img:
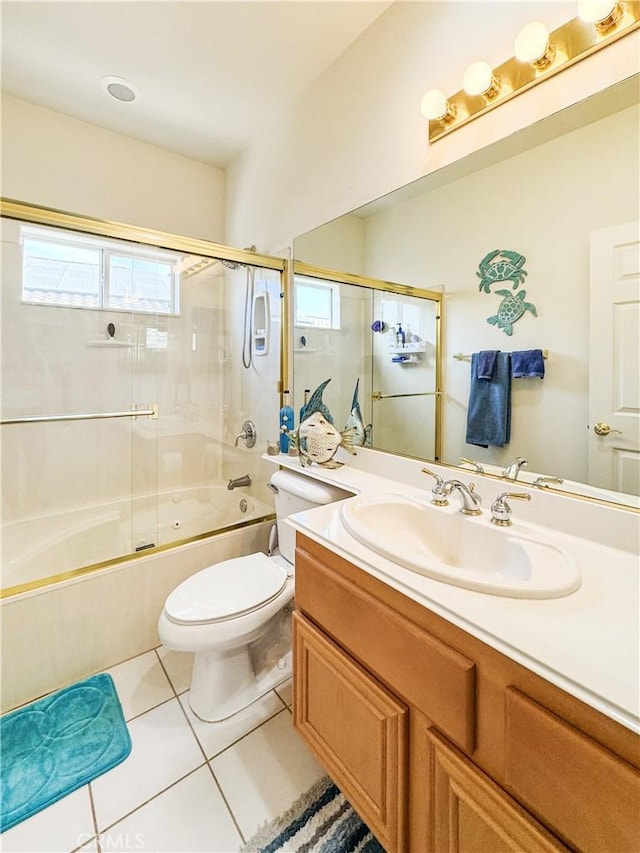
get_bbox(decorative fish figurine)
[301,378,334,424]
[344,378,372,447]
[293,411,357,469]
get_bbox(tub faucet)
[227,474,251,490]
[502,457,529,480]
[234,420,257,448]
[441,479,482,516]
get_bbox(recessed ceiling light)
[100,75,139,103]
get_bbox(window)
[294,276,341,330]
[21,226,180,315]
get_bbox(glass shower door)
[370,290,439,460]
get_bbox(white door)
[588,221,640,495]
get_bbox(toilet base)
[189,646,292,722]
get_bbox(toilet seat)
[164,553,288,626]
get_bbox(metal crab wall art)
[477,249,527,294]
[487,289,537,336]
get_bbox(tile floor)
[1,647,325,853]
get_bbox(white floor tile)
[104,650,174,721]
[274,678,293,707]
[90,698,204,831]
[0,785,95,853]
[156,645,194,695]
[99,766,242,853]
[210,709,325,840]
[179,690,285,760]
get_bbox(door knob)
[593,422,623,436]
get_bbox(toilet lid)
[164,553,288,625]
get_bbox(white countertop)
[265,450,640,733]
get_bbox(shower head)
[220,245,257,270]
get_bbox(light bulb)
[462,61,500,98]
[514,21,555,68]
[577,0,622,31]
[420,89,454,122]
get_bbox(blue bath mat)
[0,673,131,833]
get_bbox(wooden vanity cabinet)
[293,534,640,853]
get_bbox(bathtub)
[1,482,274,593]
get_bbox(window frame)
[21,225,181,316]
[294,274,341,330]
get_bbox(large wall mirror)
[293,75,639,509]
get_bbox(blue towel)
[512,349,545,378]
[465,352,512,447]
[476,350,499,379]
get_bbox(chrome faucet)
[234,420,256,448]
[502,457,529,480]
[441,479,482,516]
[421,467,449,505]
[227,474,251,490]
[490,491,531,526]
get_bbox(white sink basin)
[339,494,581,599]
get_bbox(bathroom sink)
[339,494,581,599]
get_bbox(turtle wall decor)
[476,249,538,336]
[487,290,537,336]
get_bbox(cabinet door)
[293,612,408,853]
[428,729,567,853]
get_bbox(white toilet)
[158,469,350,722]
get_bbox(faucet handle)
[533,476,564,488]
[490,491,531,526]
[459,457,485,473]
[421,467,449,505]
[234,419,256,448]
[421,466,444,486]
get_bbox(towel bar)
[453,350,548,361]
[1,404,159,425]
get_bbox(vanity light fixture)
[514,21,556,69]
[462,61,501,98]
[420,89,456,123]
[577,0,623,32]
[422,1,639,143]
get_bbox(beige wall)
[1,94,225,241]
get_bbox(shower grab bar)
[1,403,158,425]
[372,391,440,400]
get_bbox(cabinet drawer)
[504,688,640,852]
[293,612,408,853]
[296,546,476,752]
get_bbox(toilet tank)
[270,469,352,563]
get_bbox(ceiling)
[1,1,392,167]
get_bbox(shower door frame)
[291,260,443,462]
[0,198,288,598]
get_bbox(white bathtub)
[1,482,274,592]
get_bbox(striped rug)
[241,776,385,853]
